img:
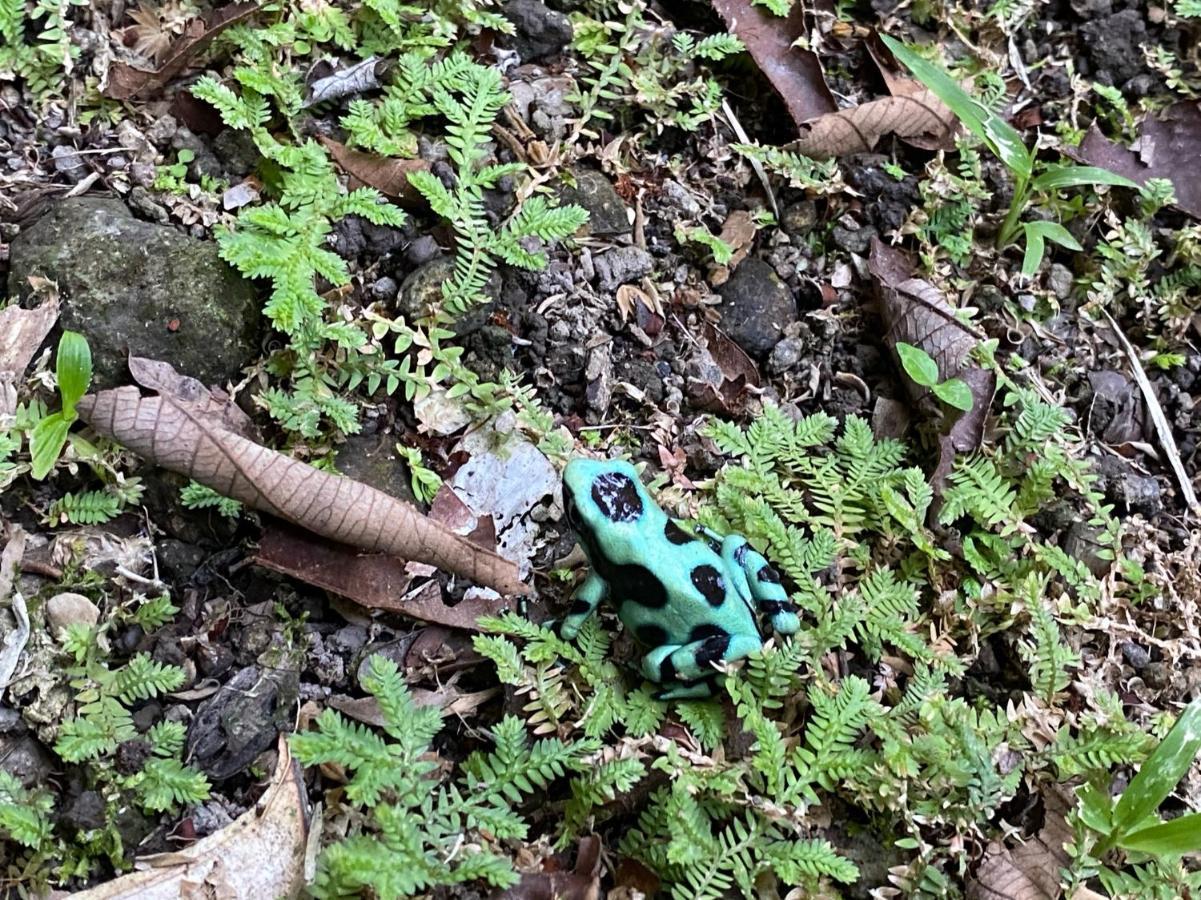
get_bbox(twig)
[720,98,778,219]
[1101,310,1200,517]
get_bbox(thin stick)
[1101,310,1199,517]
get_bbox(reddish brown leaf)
[789,89,956,160]
[688,322,762,415]
[862,31,960,151]
[104,2,260,101]
[1071,101,1201,219]
[710,0,835,128]
[967,785,1073,900]
[320,138,430,206]
[869,239,994,454]
[492,836,602,900]
[77,366,527,596]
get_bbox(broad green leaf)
[56,331,92,418]
[1021,221,1081,276]
[29,412,70,480]
[1032,164,1139,192]
[1111,699,1201,838]
[932,378,974,412]
[1076,783,1114,834]
[1118,812,1201,856]
[896,342,940,388]
[881,35,1031,179]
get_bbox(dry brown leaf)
[68,736,307,900]
[0,291,59,418]
[493,835,602,900]
[967,785,1073,900]
[710,0,835,129]
[1071,101,1201,219]
[789,89,956,160]
[77,363,527,596]
[869,238,994,454]
[320,138,430,206]
[104,2,260,101]
[863,29,961,152]
[687,322,762,415]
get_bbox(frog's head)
[562,458,650,548]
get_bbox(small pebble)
[45,592,101,633]
[1120,641,1151,670]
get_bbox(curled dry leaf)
[0,291,58,418]
[0,525,31,704]
[1070,101,1201,219]
[304,56,388,107]
[869,238,994,454]
[68,737,307,900]
[710,0,836,128]
[77,357,527,596]
[967,785,1073,900]
[104,2,260,101]
[320,137,431,206]
[789,89,956,160]
[863,29,960,152]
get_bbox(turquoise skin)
[559,458,800,699]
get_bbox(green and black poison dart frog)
[559,457,800,699]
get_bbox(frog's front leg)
[721,536,800,636]
[559,572,607,640]
[640,630,762,684]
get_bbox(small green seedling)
[674,223,735,265]
[881,36,1138,274]
[896,342,974,412]
[30,330,91,480]
[1079,698,1201,858]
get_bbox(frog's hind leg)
[655,676,717,700]
[640,630,761,684]
[720,536,800,636]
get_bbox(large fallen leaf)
[255,525,527,628]
[76,358,527,596]
[710,0,835,128]
[687,322,762,415]
[1071,101,1201,219]
[869,238,994,454]
[104,2,259,101]
[967,785,1073,900]
[863,29,960,152]
[69,736,307,900]
[0,290,59,418]
[319,138,431,206]
[789,89,956,160]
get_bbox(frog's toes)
[654,678,717,701]
[761,600,800,636]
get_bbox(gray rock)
[717,258,798,357]
[767,336,805,373]
[404,234,442,267]
[1081,10,1148,86]
[60,789,107,832]
[51,145,87,183]
[396,255,499,323]
[0,734,55,788]
[1063,521,1113,579]
[502,0,573,62]
[1119,473,1161,516]
[594,246,653,292]
[45,592,101,632]
[370,275,398,301]
[7,199,259,389]
[781,200,818,236]
[830,222,877,254]
[1121,641,1151,670]
[558,169,630,236]
[1048,263,1074,299]
[662,180,702,218]
[336,431,417,505]
[171,127,223,180]
[211,127,260,177]
[330,625,369,655]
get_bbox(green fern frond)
[114,654,185,703]
[136,758,211,812]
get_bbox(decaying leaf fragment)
[104,2,260,101]
[68,737,307,900]
[710,0,836,127]
[789,88,957,160]
[319,138,431,206]
[494,835,602,900]
[869,238,995,454]
[76,357,527,596]
[967,785,1074,900]
[0,291,59,418]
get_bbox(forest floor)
[1,0,1200,896]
